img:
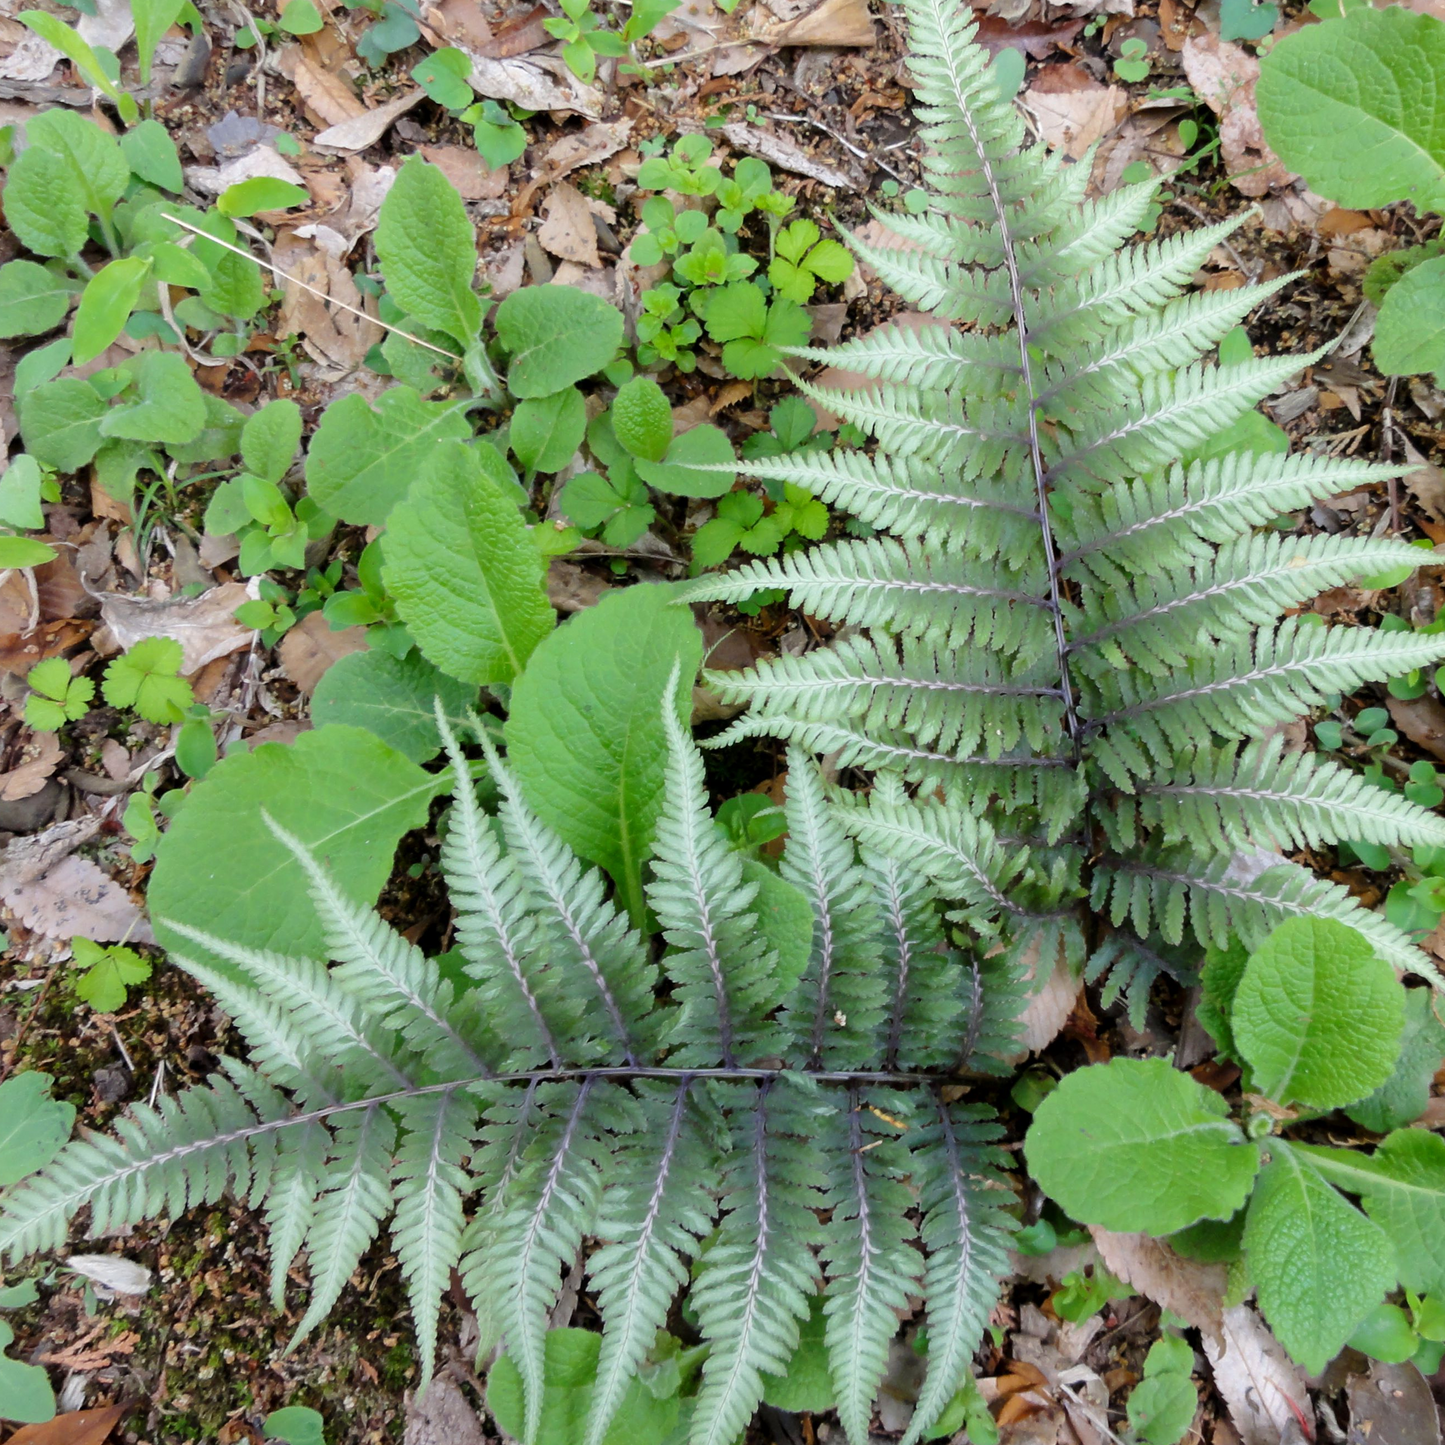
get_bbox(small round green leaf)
[1232,918,1405,1109]
[1025,1056,1261,1235]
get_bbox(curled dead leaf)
[1202,1306,1309,1445]
[98,582,253,676]
[1088,1227,1226,1342]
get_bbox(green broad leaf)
[119,118,184,192]
[278,0,325,32]
[17,377,108,472]
[1375,255,1445,379]
[189,214,265,321]
[1256,6,1445,213]
[1243,1142,1395,1374]
[1348,1302,1419,1364]
[1300,1129,1445,1296]
[72,937,152,1012]
[1347,988,1445,1134]
[739,857,813,1006]
[1,145,89,258]
[307,387,472,527]
[411,46,472,107]
[164,392,246,466]
[242,398,303,484]
[130,0,185,83]
[218,176,310,218]
[701,280,765,342]
[375,156,482,350]
[0,1280,40,1309]
[505,583,703,924]
[0,454,46,531]
[135,239,211,290]
[264,1406,326,1445]
[311,647,477,763]
[494,286,625,398]
[511,386,586,473]
[14,337,72,394]
[1024,1056,1261,1235]
[383,439,553,686]
[101,350,207,446]
[1231,918,1404,1109]
[149,724,443,967]
[610,376,673,463]
[1126,1374,1197,1445]
[0,1071,75,1187]
[102,636,194,723]
[634,423,736,499]
[761,1295,833,1413]
[805,238,853,284]
[0,1319,55,1425]
[0,259,72,339]
[0,537,57,568]
[23,107,130,225]
[72,256,152,365]
[487,1328,681,1445]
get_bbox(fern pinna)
[0,697,1020,1445]
[685,0,1445,1008]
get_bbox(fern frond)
[585,1081,717,1445]
[900,1094,1014,1445]
[785,322,1021,394]
[264,1119,328,1311]
[820,1088,921,1445]
[780,746,887,1067]
[689,1081,825,1445]
[1084,933,1199,1030]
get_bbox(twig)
[639,37,764,68]
[164,217,464,361]
[1382,374,1402,534]
[758,110,909,185]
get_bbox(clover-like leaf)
[24,657,93,732]
[72,937,152,1012]
[102,636,195,724]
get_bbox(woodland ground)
[1,0,1445,1440]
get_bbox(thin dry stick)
[164,217,464,362]
[760,110,910,185]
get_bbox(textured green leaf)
[218,176,309,218]
[100,351,207,446]
[761,1295,834,1412]
[119,119,183,191]
[307,387,472,527]
[633,423,736,499]
[0,1072,75,1187]
[190,215,265,321]
[1025,1057,1261,1235]
[0,1319,55,1424]
[1374,255,1445,379]
[129,0,185,82]
[739,857,813,1000]
[1301,1129,1445,1296]
[383,439,553,686]
[1,145,88,258]
[243,398,303,484]
[72,256,151,365]
[1126,1374,1197,1445]
[505,583,703,923]
[24,108,129,224]
[149,724,442,967]
[375,156,482,348]
[495,286,624,398]
[610,377,673,463]
[311,647,478,762]
[17,377,107,472]
[1256,6,1445,213]
[1232,918,1404,1109]
[0,260,71,339]
[1243,1142,1394,1374]
[511,386,586,473]
[102,636,194,723]
[0,455,46,531]
[1347,988,1445,1133]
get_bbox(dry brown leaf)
[0,620,94,681]
[0,732,63,802]
[1387,695,1445,764]
[749,0,875,47]
[275,43,367,126]
[1202,1306,1308,1445]
[278,611,368,694]
[1181,34,1294,197]
[719,122,855,189]
[1013,933,1077,1056]
[185,146,306,197]
[419,144,508,200]
[4,1403,131,1445]
[539,181,603,267]
[423,0,496,51]
[99,582,252,676]
[274,227,381,375]
[1404,443,1445,524]
[972,14,1083,57]
[466,52,602,118]
[403,1374,488,1445]
[5,854,152,944]
[1346,1358,1442,1445]
[0,30,63,81]
[313,89,426,151]
[1025,82,1126,160]
[1088,1228,1226,1341]
[477,3,549,57]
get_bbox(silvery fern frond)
[2,700,1020,1445]
[683,0,1445,990]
